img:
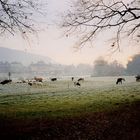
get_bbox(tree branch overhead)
[63,0,140,50]
[0,0,47,35]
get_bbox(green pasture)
[0,79,140,119]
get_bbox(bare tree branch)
[0,0,47,35]
[62,0,140,50]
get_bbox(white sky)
[0,0,140,66]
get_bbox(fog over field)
[1,47,140,81]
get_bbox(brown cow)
[34,77,43,82]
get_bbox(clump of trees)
[126,54,140,75]
[93,58,126,76]
[93,54,140,76]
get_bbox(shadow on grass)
[0,100,140,140]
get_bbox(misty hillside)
[0,47,55,65]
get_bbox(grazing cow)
[0,79,12,85]
[22,80,27,83]
[78,78,84,82]
[28,82,33,86]
[28,81,43,86]
[16,81,22,84]
[116,78,125,85]
[74,81,81,87]
[135,75,140,82]
[72,77,74,81]
[34,77,43,82]
[51,78,57,81]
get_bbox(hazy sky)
[0,0,140,66]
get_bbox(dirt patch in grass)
[0,101,140,140]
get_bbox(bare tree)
[62,0,140,51]
[0,0,47,35]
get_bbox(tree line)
[93,54,140,76]
[0,54,140,77]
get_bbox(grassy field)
[0,76,139,119]
[0,76,140,139]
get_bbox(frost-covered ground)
[0,76,138,94]
[0,75,139,95]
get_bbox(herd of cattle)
[0,77,58,86]
[0,77,84,86]
[0,75,140,86]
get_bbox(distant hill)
[0,47,55,65]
